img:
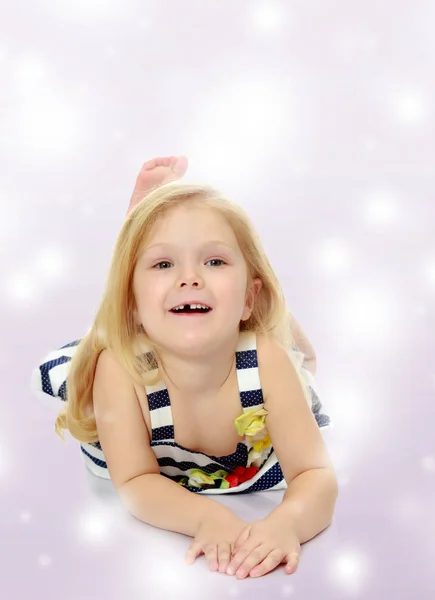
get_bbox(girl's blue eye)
[207,259,225,267]
[154,259,225,269]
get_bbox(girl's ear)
[241,278,262,321]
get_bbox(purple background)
[1,1,434,598]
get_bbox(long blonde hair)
[54,182,293,443]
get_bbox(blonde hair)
[54,182,293,443]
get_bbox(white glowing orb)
[338,285,397,342]
[82,205,96,218]
[364,190,398,226]
[330,551,368,592]
[395,496,422,520]
[20,511,32,523]
[76,508,115,545]
[11,90,84,160]
[5,273,37,301]
[191,79,292,181]
[335,34,357,58]
[112,128,126,142]
[48,0,131,20]
[13,56,50,88]
[34,248,69,281]
[250,4,284,31]
[316,237,352,273]
[105,46,120,59]
[136,18,152,32]
[130,551,188,596]
[291,161,309,175]
[421,456,435,472]
[282,583,295,596]
[0,444,8,477]
[38,554,52,567]
[363,37,377,50]
[394,91,430,123]
[325,382,368,431]
[59,192,75,205]
[363,138,376,152]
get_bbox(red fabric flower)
[224,466,259,487]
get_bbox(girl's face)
[133,202,261,356]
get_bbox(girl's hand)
[186,509,248,574]
[226,517,301,579]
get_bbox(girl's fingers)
[204,544,218,571]
[249,549,285,578]
[185,541,203,565]
[227,539,261,576]
[233,545,271,579]
[217,542,231,573]
[232,525,251,555]
[284,551,300,574]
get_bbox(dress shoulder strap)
[144,376,175,442]
[235,331,265,411]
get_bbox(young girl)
[40,156,337,580]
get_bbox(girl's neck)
[156,337,238,399]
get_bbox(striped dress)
[33,331,330,494]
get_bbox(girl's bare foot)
[127,155,188,213]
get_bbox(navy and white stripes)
[31,331,331,492]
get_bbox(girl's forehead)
[150,204,234,237]
[160,202,222,222]
[138,205,242,259]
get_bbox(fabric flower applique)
[177,465,260,490]
[175,408,271,490]
[234,407,272,468]
[177,469,230,490]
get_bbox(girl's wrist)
[196,501,234,531]
[264,505,300,538]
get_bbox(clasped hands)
[186,509,301,579]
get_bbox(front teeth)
[173,304,209,311]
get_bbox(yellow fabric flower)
[234,408,268,437]
[235,408,272,469]
[252,434,271,453]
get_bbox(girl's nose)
[179,274,203,288]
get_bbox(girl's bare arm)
[93,350,234,537]
[258,334,338,543]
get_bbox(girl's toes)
[173,155,188,176]
[141,157,166,171]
